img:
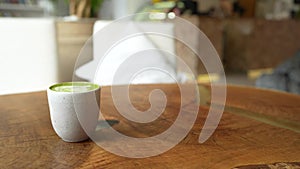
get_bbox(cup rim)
[48,81,100,94]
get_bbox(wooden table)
[0,84,299,168]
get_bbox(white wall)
[0,18,58,95]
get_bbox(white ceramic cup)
[47,82,100,142]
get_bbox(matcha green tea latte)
[50,82,99,93]
[47,81,100,142]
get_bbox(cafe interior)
[0,0,299,168]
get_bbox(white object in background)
[75,20,177,86]
[0,18,58,95]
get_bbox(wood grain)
[0,84,299,168]
[233,162,300,169]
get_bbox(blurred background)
[0,0,300,95]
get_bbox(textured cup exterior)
[47,86,100,142]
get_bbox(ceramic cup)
[47,82,100,142]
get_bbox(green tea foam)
[50,82,99,93]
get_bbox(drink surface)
[50,82,99,93]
